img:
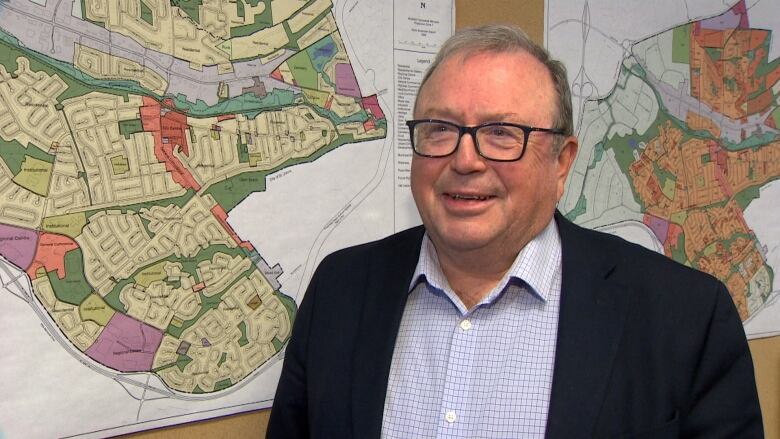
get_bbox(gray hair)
[417,24,574,145]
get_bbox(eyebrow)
[416,109,535,125]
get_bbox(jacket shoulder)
[319,226,425,269]
[557,214,719,286]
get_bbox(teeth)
[451,194,489,201]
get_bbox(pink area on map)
[86,312,164,372]
[211,204,254,252]
[709,140,734,198]
[0,224,38,270]
[700,0,748,30]
[335,63,361,97]
[361,95,385,119]
[25,233,79,280]
[644,214,670,244]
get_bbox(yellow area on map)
[329,94,362,118]
[73,43,168,95]
[303,88,329,108]
[702,242,718,257]
[83,0,231,69]
[77,194,240,297]
[135,260,168,287]
[13,156,52,197]
[217,82,229,99]
[288,0,332,33]
[0,58,69,157]
[121,280,177,331]
[338,120,386,141]
[217,63,235,75]
[260,48,286,65]
[248,153,264,167]
[0,166,45,230]
[230,23,290,60]
[661,179,675,200]
[75,0,340,73]
[61,93,184,209]
[197,252,252,297]
[0,57,91,225]
[221,0,267,32]
[79,294,116,326]
[228,105,338,168]
[151,269,291,393]
[42,212,88,239]
[32,276,104,351]
[295,12,337,50]
[670,211,688,225]
[110,155,130,175]
[271,0,308,24]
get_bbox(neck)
[435,243,521,310]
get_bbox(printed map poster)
[548,0,780,338]
[0,0,452,437]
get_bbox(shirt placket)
[436,312,479,438]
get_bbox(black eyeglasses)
[406,119,565,162]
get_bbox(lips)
[447,193,493,201]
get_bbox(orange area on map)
[629,121,780,219]
[139,97,201,191]
[627,118,780,320]
[690,23,780,120]
[26,233,79,280]
[211,204,255,252]
[686,112,721,138]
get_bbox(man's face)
[410,50,577,258]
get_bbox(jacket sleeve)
[266,266,320,439]
[682,282,764,437]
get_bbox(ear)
[555,136,579,199]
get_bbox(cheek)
[410,160,440,193]
[410,161,423,192]
[500,161,553,202]
[410,160,434,208]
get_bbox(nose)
[450,131,487,173]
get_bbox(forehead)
[416,50,556,125]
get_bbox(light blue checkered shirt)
[381,219,562,439]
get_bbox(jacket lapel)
[351,226,424,439]
[546,214,631,438]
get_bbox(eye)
[480,124,525,148]
[419,122,456,140]
[430,122,452,132]
[487,127,508,137]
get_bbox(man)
[268,25,763,438]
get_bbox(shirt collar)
[409,218,562,311]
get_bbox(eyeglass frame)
[406,119,566,162]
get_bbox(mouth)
[444,192,495,201]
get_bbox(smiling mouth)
[446,193,494,201]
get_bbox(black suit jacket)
[268,213,763,438]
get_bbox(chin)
[435,228,499,252]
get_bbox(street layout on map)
[0,0,385,394]
[564,0,780,321]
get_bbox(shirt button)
[459,319,472,331]
[445,410,457,423]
